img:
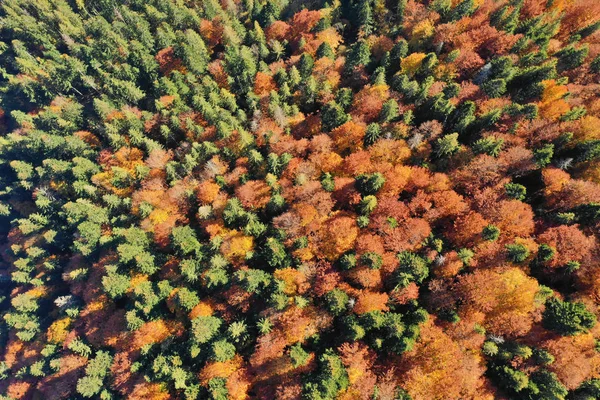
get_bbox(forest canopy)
[1,0,600,399]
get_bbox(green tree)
[543,298,597,336]
[325,289,349,316]
[321,101,350,132]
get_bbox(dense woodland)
[1,0,600,398]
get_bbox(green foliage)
[290,344,310,367]
[345,40,371,74]
[211,339,236,362]
[394,252,429,288]
[325,289,349,316]
[0,0,597,397]
[303,350,349,399]
[505,183,526,201]
[321,101,350,132]
[192,316,222,344]
[506,243,530,263]
[556,44,589,71]
[435,133,460,157]
[483,225,501,241]
[534,144,554,168]
[473,136,504,157]
[543,298,597,336]
[355,173,386,195]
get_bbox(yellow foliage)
[401,53,427,75]
[435,63,457,81]
[86,299,105,312]
[293,247,315,262]
[411,20,435,43]
[47,317,72,344]
[221,230,254,262]
[575,116,600,141]
[25,287,46,299]
[149,209,170,225]
[369,139,411,165]
[129,274,149,291]
[347,366,363,385]
[541,80,568,103]
[316,27,342,50]
[274,268,307,295]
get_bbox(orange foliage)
[266,21,291,42]
[155,47,185,75]
[254,72,277,96]
[399,321,487,400]
[537,225,596,268]
[132,319,180,350]
[544,332,600,389]
[197,180,221,204]
[199,355,244,385]
[274,267,309,295]
[351,85,390,122]
[486,200,535,239]
[330,121,367,154]
[315,214,359,261]
[338,342,377,398]
[189,301,214,320]
[455,267,540,336]
[449,212,488,248]
[353,291,389,314]
[539,80,571,120]
[235,180,272,209]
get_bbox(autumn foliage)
[2,0,600,399]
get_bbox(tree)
[172,226,201,255]
[192,316,222,344]
[380,99,399,122]
[316,42,335,59]
[506,242,530,263]
[394,252,429,288]
[435,133,460,158]
[355,173,385,195]
[316,215,359,261]
[321,102,350,132]
[211,340,237,362]
[543,298,596,336]
[325,289,349,316]
[399,321,485,399]
[455,267,540,336]
[289,344,311,367]
[175,30,210,75]
[345,40,371,74]
[537,225,595,269]
[556,44,589,71]
[303,350,349,399]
